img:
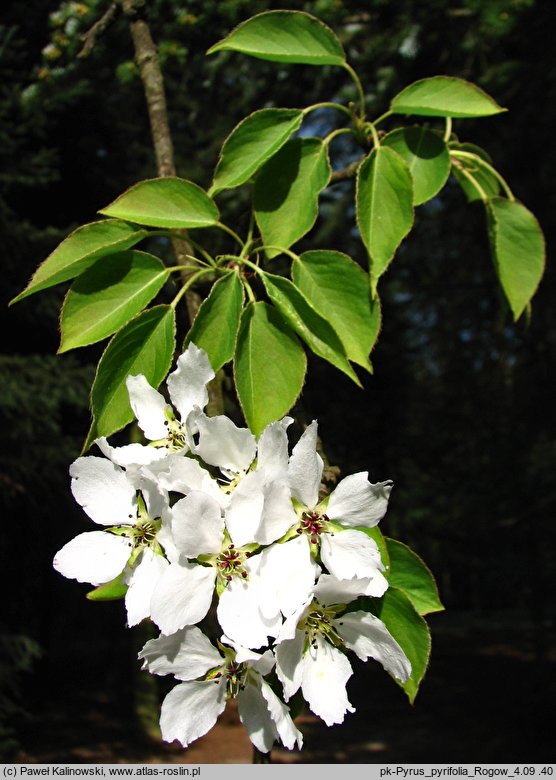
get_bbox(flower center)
[210,659,249,697]
[216,544,249,585]
[131,518,160,547]
[224,660,248,697]
[161,417,188,451]
[296,511,329,544]
[299,600,344,650]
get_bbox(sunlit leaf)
[391,76,506,118]
[487,197,545,320]
[59,251,169,352]
[383,127,450,205]
[255,138,331,257]
[184,272,244,371]
[85,305,176,448]
[99,178,219,229]
[293,250,380,371]
[262,273,361,385]
[385,538,444,615]
[207,10,346,66]
[356,146,413,291]
[234,302,306,436]
[211,109,304,195]
[10,220,147,303]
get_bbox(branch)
[119,0,223,415]
[121,0,176,178]
[78,3,118,59]
[330,159,361,184]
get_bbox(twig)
[329,159,361,184]
[77,2,118,59]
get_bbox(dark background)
[1,0,554,763]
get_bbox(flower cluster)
[54,344,411,754]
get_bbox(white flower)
[275,575,411,726]
[129,342,214,445]
[150,490,261,636]
[99,343,215,468]
[216,535,320,650]
[139,627,303,753]
[287,421,391,592]
[53,455,170,626]
[186,412,298,546]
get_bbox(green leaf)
[10,220,147,304]
[385,538,444,616]
[293,250,381,372]
[450,143,500,202]
[390,76,506,118]
[234,302,306,436]
[487,197,545,320]
[85,305,176,448]
[207,10,346,66]
[356,146,414,291]
[210,109,303,196]
[383,127,450,206]
[99,177,219,229]
[184,272,244,371]
[86,572,128,601]
[59,251,169,353]
[261,273,361,386]
[254,138,331,258]
[368,587,431,703]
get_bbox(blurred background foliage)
[0,0,554,761]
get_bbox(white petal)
[225,471,265,548]
[138,475,169,520]
[126,374,169,440]
[149,454,226,506]
[301,638,354,726]
[70,456,137,526]
[125,549,169,627]
[166,343,214,420]
[237,675,279,753]
[226,473,296,548]
[326,473,393,527]
[95,437,167,468]
[256,481,298,546]
[221,638,275,676]
[216,575,281,650]
[139,626,223,680]
[259,677,303,750]
[287,421,323,508]
[314,573,387,604]
[275,629,305,701]
[150,562,216,635]
[53,531,132,585]
[192,412,257,473]
[335,611,412,681]
[249,649,275,677]
[171,492,223,557]
[320,528,387,589]
[160,679,226,748]
[276,601,311,644]
[156,512,180,564]
[257,417,293,481]
[258,537,319,619]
